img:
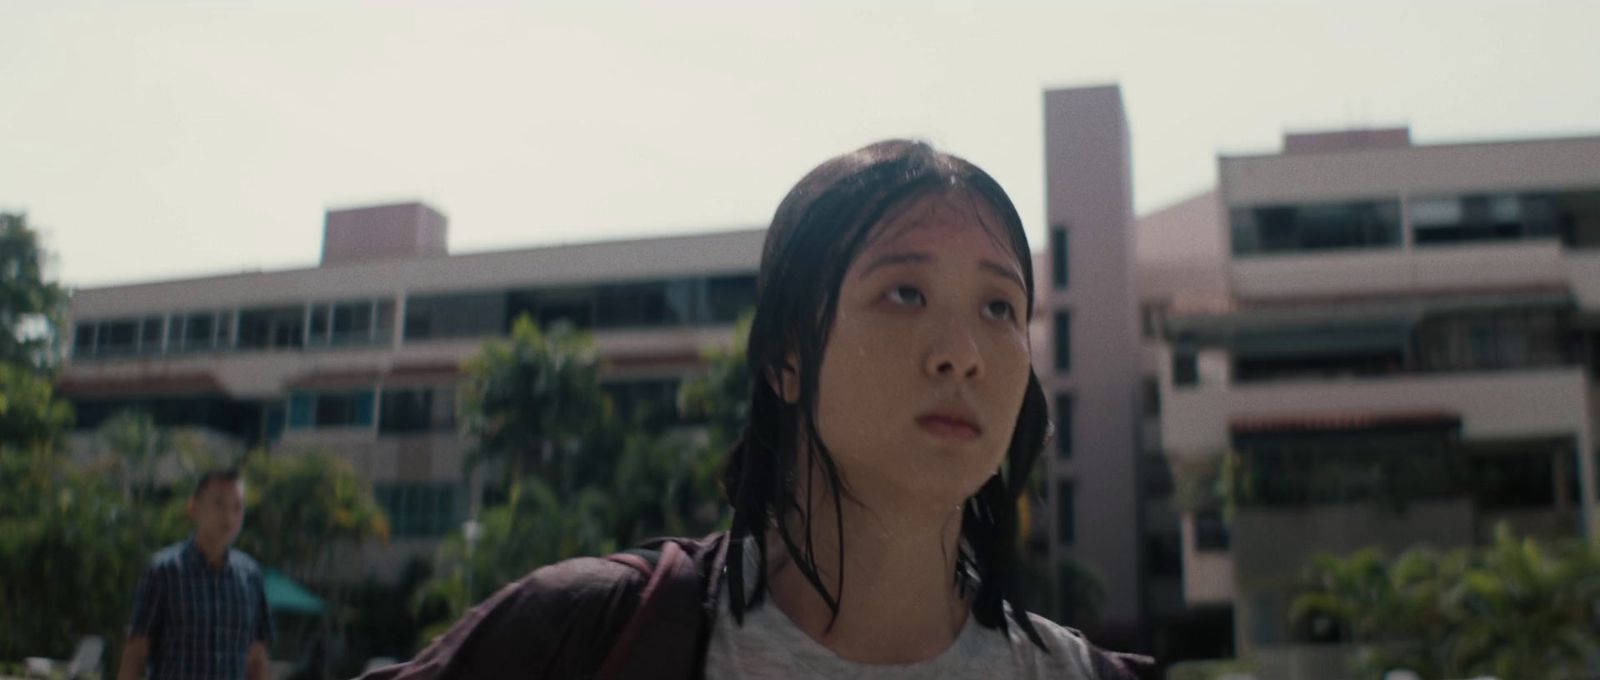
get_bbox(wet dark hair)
[723,139,1051,649]
[191,468,243,499]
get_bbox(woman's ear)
[765,355,802,404]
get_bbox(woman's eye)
[885,286,926,306]
[984,300,1017,321]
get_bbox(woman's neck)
[763,493,971,664]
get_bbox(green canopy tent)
[263,568,326,615]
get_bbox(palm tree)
[458,316,611,498]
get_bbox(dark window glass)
[1195,509,1230,551]
[289,393,314,428]
[1055,393,1073,459]
[1142,377,1161,416]
[535,295,595,331]
[139,317,164,353]
[1050,226,1069,289]
[332,302,373,344]
[379,388,453,433]
[705,274,757,323]
[1056,480,1075,546]
[1054,312,1071,373]
[1231,200,1401,255]
[99,319,139,356]
[309,304,330,343]
[1148,534,1183,577]
[1470,451,1556,509]
[167,316,185,350]
[1173,350,1199,387]
[375,483,461,537]
[184,313,215,351]
[1413,194,1530,245]
[309,390,375,427]
[405,292,506,341]
[1144,458,1176,497]
[596,281,686,328]
[73,323,97,357]
[238,306,306,350]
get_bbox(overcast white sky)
[3,1,1598,289]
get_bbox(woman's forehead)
[859,191,1020,262]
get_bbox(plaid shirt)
[128,538,275,680]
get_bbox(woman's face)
[809,190,1031,513]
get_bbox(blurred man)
[118,468,273,680]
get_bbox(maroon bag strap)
[594,540,710,680]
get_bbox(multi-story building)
[1040,85,1152,652]
[62,203,764,580]
[62,105,1596,670]
[1147,128,1600,665]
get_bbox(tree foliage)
[1293,524,1600,680]
[0,213,66,369]
[459,316,612,495]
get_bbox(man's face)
[188,479,246,546]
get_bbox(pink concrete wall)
[322,202,449,266]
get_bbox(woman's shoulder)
[1006,612,1157,680]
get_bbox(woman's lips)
[916,415,981,441]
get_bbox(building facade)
[64,204,764,580]
[1149,129,1600,659]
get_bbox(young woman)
[363,140,1153,680]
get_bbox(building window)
[1195,509,1230,551]
[379,387,457,434]
[1054,311,1072,373]
[1050,225,1069,290]
[1173,349,1199,387]
[1142,377,1161,416]
[1140,303,1166,339]
[1412,191,1577,246]
[1056,480,1075,546]
[1418,310,1568,372]
[288,390,375,429]
[308,299,393,346]
[1230,199,1401,255]
[405,292,506,341]
[596,280,695,329]
[1054,393,1073,459]
[374,483,462,537]
[1144,457,1176,497]
[704,274,758,324]
[97,319,139,356]
[140,316,163,353]
[72,323,96,357]
[1147,533,1183,578]
[175,311,220,352]
[237,306,306,350]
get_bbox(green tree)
[677,313,751,454]
[0,362,73,452]
[459,316,612,496]
[411,476,614,644]
[236,451,392,572]
[0,449,187,662]
[95,409,170,504]
[1293,525,1600,680]
[0,213,66,370]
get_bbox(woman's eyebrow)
[979,260,1027,296]
[856,251,931,279]
[858,251,1026,295]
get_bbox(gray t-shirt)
[703,545,1098,679]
